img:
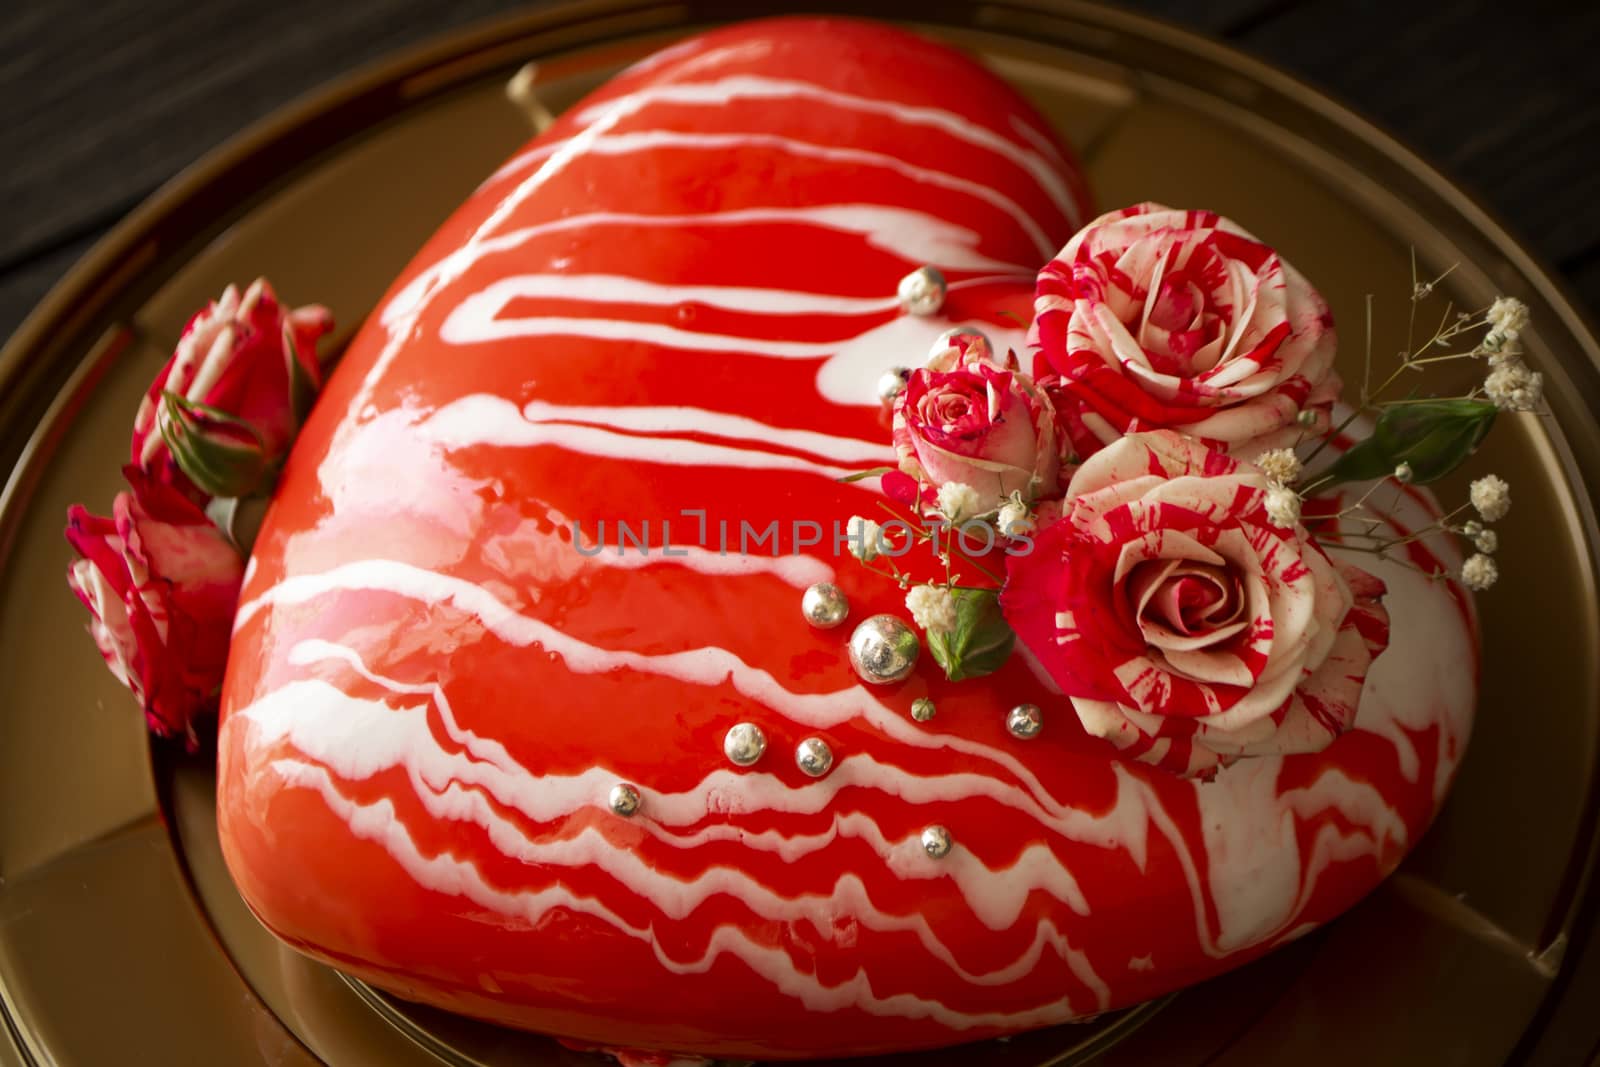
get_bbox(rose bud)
[130,278,333,502]
[65,468,246,747]
[1001,429,1390,779]
[1032,203,1340,461]
[891,340,1058,516]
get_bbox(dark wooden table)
[3,0,1599,346]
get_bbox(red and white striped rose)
[1031,203,1340,460]
[892,336,1059,514]
[1001,429,1389,778]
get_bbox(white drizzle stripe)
[416,395,877,483]
[505,75,1080,228]
[442,302,841,356]
[456,273,902,316]
[267,756,1098,1026]
[520,400,890,465]
[591,543,834,589]
[495,130,1056,260]
[383,207,1028,329]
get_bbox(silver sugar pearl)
[897,265,947,316]
[1006,703,1043,740]
[848,614,920,685]
[608,783,641,817]
[921,825,953,859]
[795,737,834,778]
[930,326,994,365]
[724,722,768,767]
[910,697,937,722]
[801,582,850,629]
[875,366,911,404]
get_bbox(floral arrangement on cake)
[841,203,1533,778]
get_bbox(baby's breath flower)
[1394,462,1414,484]
[1483,356,1543,411]
[1264,484,1301,528]
[936,481,983,524]
[996,492,1033,538]
[846,515,882,562]
[1461,519,1483,537]
[1470,475,1511,522]
[1487,296,1530,337]
[905,583,958,635]
[1474,528,1499,554]
[1255,448,1302,485]
[1460,553,1498,592]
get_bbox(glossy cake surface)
[217,18,1475,1059]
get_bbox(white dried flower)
[996,492,1033,538]
[1264,484,1302,528]
[1487,296,1530,337]
[1461,519,1483,537]
[936,481,983,524]
[1460,553,1498,592]
[1480,329,1523,359]
[846,515,882,562]
[906,584,958,635]
[1474,529,1499,554]
[1394,462,1414,484]
[1255,448,1302,485]
[1483,356,1543,412]
[1470,475,1511,522]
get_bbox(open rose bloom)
[892,335,1059,513]
[130,278,333,501]
[66,470,245,747]
[1002,430,1390,778]
[1033,203,1340,460]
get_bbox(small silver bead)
[897,265,947,316]
[724,722,767,767]
[1006,703,1043,740]
[848,614,920,685]
[801,582,850,629]
[910,697,936,722]
[876,366,911,404]
[930,326,993,365]
[795,737,834,778]
[921,825,953,859]
[608,783,641,816]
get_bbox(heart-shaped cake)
[215,17,1476,1061]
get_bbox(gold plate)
[2,3,1597,1064]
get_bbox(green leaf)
[837,465,894,484]
[160,391,275,498]
[927,587,1015,682]
[284,327,320,431]
[1319,398,1497,488]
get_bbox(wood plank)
[0,0,534,268]
[1231,0,1600,267]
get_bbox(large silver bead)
[848,614,920,685]
[921,825,953,859]
[608,783,642,817]
[1006,703,1043,740]
[724,722,768,767]
[897,265,947,316]
[801,582,850,629]
[930,326,994,365]
[795,737,834,778]
[875,366,911,404]
[910,697,937,723]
